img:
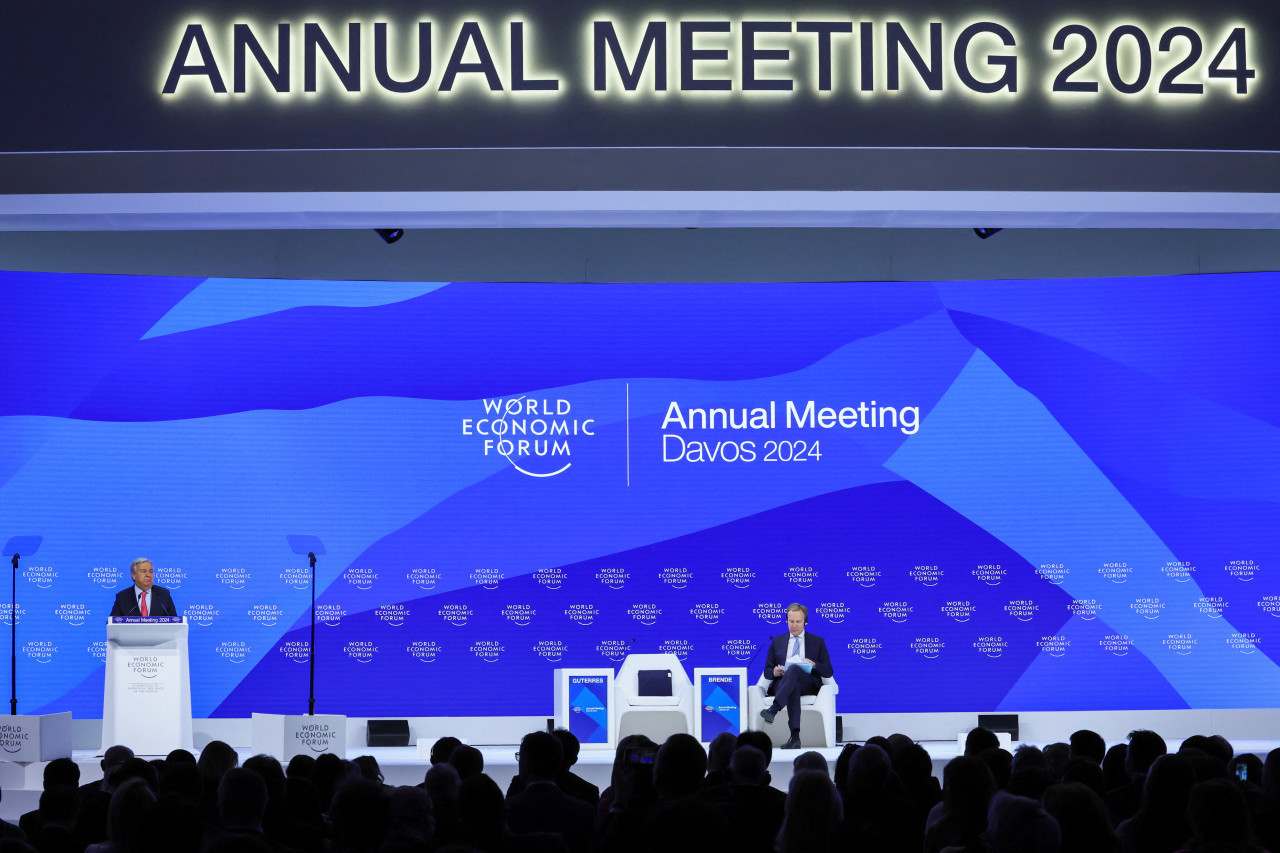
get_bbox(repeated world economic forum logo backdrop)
[0,272,1277,717]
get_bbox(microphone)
[746,635,772,672]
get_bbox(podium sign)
[102,618,192,754]
[693,668,749,743]
[0,713,72,762]
[553,668,615,750]
[252,713,347,760]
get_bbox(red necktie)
[140,592,148,617]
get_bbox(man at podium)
[109,558,177,618]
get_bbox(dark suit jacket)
[763,631,833,683]
[110,585,176,618]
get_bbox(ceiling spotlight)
[973,228,1003,240]
[375,228,405,244]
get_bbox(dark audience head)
[1012,744,1048,773]
[845,743,891,799]
[985,792,1061,853]
[793,751,828,776]
[1206,735,1235,766]
[551,728,582,770]
[894,742,937,792]
[37,784,79,829]
[833,743,858,792]
[1136,753,1196,822]
[456,773,507,844]
[197,740,239,794]
[448,744,484,781]
[1187,777,1257,852]
[980,747,1014,790]
[285,753,317,780]
[1042,782,1117,853]
[1069,729,1106,765]
[1265,748,1280,796]
[102,744,135,774]
[106,777,157,847]
[116,756,159,791]
[1044,742,1070,778]
[1060,757,1106,797]
[314,752,352,808]
[386,784,435,847]
[1126,729,1167,775]
[159,760,203,800]
[329,777,392,853]
[354,754,384,783]
[886,732,915,758]
[777,770,843,853]
[1182,747,1228,782]
[217,766,268,830]
[707,732,737,774]
[423,762,461,800]
[429,736,463,766]
[518,730,563,782]
[242,753,286,804]
[166,748,197,765]
[654,733,708,801]
[943,756,997,826]
[728,745,768,787]
[137,795,204,853]
[42,757,80,789]
[966,726,1000,757]
[1102,743,1129,790]
[735,729,774,766]
[865,735,891,753]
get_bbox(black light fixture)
[375,228,405,244]
[973,228,1003,240]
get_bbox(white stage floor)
[2,738,1276,822]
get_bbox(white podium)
[102,618,192,754]
[251,713,347,760]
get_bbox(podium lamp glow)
[286,535,327,715]
[2,536,42,716]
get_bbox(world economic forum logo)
[408,641,441,662]
[155,566,187,590]
[55,604,89,626]
[721,567,753,589]
[23,565,56,589]
[217,640,250,663]
[1036,563,1068,585]
[722,639,755,662]
[377,604,409,626]
[628,604,660,625]
[186,604,218,627]
[316,604,346,627]
[847,565,880,588]
[345,641,378,663]
[596,567,627,589]
[535,640,566,662]
[407,567,442,590]
[216,567,250,589]
[502,604,534,626]
[658,639,691,660]
[279,640,310,663]
[596,639,629,662]
[249,604,284,627]
[471,640,504,662]
[566,604,598,626]
[973,564,1005,586]
[461,396,597,478]
[344,566,377,590]
[440,604,473,626]
[1037,635,1070,657]
[910,565,943,586]
[24,641,56,663]
[848,638,882,660]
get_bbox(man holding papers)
[759,603,833,749]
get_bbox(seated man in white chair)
[759,602,833,749]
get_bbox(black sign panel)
[1,0,1276,153]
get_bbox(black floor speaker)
[366,719,410,747]
[978,713,1019,740]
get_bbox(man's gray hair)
[129,558,153,573]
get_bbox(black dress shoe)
[759,707,776,724]
[781,733,802,749]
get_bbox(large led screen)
[1,272,1277,717]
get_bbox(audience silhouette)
[6,725,1273,853]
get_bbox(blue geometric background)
[0,272,1276,717]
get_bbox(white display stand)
[251,713,347,759]
[102,618,192,754]
[0,712,73,762]
[553,668,616,750]
[692,667,749,743]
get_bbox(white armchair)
[747,672,839,747]
[614,653,694,742]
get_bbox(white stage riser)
[55,709,1280,753]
